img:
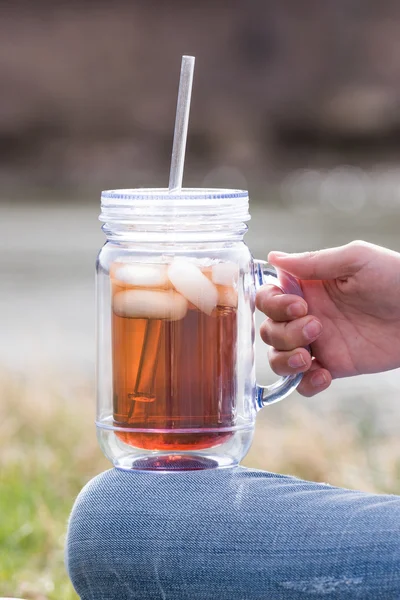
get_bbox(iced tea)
[111,259,238,450]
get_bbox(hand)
[256,241,400,397]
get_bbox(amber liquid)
[112,297,237,451]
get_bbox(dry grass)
[1,370,399,599]
[244,400,400,494]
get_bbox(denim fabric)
[65,467,400,599]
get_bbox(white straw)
[168,55,195,191]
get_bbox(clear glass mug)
[96,189,303,470]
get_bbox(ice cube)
[168,259,218,316]
[113,290,188,320]
[113,264,169,287]
[212,262,239,286]
[217,285,238,308]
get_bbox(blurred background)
[2,1,400,598]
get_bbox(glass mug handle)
[254,259,307,408]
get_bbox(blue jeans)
[65,467,400,599]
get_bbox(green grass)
[0,374,109,599]
[1,371,400,598]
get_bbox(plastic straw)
[129,56,196,408]
[168,55,195,191]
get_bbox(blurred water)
[2,194,400,431]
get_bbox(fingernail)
[287,302,307,318]
[288,353,306,368]
[311,371,328,387]
[269,251,288,258]
[303,320,322,341]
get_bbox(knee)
[65,467,296,598]
[65,467,251,598]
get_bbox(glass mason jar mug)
[96,189,303,470]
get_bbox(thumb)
[268,242,371,280]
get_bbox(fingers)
[256,284,308,322]
[257,270,330,397]
[268,352,332,397]
[296,361,332,397]
[267,240,373,281]
[268,347,312,375]
[260,315,322,351]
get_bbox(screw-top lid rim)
[100,188,250,223]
